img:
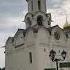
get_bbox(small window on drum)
[37,15,43,26]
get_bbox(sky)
[0,0,70,68]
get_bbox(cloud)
[47,0,64,9]
[61,0,70,15]
[0,0,28,17]
[0,16,26,46]
[0,0,27,31]
[47,0,70,28]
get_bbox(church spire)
[63,16,70,29]
[26,0,46,13]
[25,0,51,29]
[66,16,68,25]
[63,16,68,28]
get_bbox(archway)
[37,15,43,26]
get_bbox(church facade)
[5,0,70,70]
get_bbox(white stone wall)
[5,0,70,70]
[5,26,70,70]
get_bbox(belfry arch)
[37,15,43,26]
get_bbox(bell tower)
[26,0,46,13]
[25,0,51,28]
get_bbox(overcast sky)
[0,0,70,68]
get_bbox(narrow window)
[32,1,33,11]
[29,52,32,63]
[38,0,41,10]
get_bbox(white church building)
[5,0,70,70]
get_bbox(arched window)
[37,15,43,26]
[38,0,41,10]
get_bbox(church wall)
[5,47,26,70]
[36,27,50,44]
[5,29,39,70]
[25,29,35,46]
[5,44,38,70]
[32,27,70,70]
[50,27,70,70]
[5,26,70,70]
[5,0,70,69]
[35,44,56,70]
[31,27,55,70]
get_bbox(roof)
[50,25,63,31]
[14,29,26,37]
[6,37,14,44]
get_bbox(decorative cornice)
[15,43,24,48]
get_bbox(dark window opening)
[47,14,51,25]
[32,14,33,17]
[48,21,51,25]
[32,1,33,11]
[66,33,69,38]
[29,52,32,63]
[37,15,43,26]
[38,0,41,10]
